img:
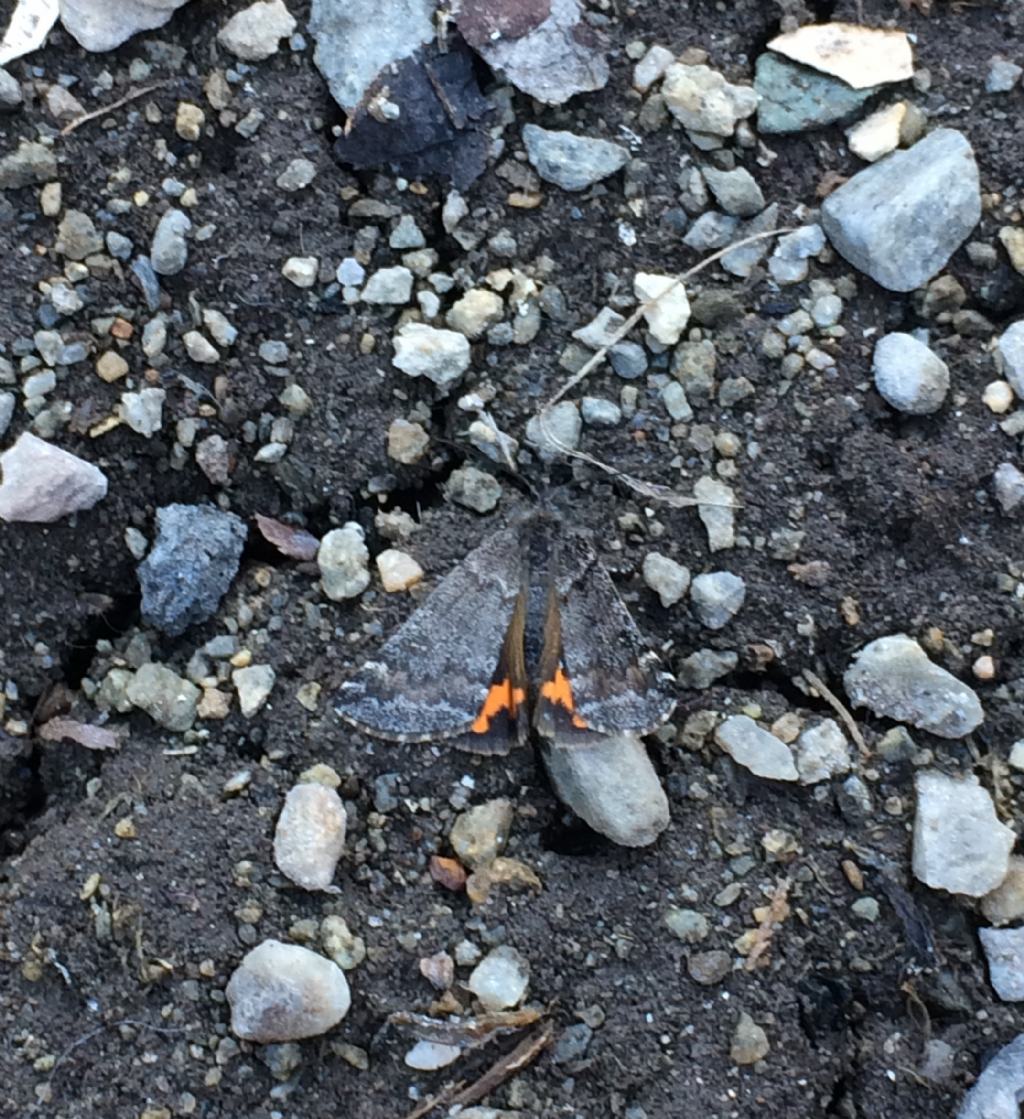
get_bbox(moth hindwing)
[336,517,677,754]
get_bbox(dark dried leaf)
[333,37,491,189]
[255,513,320,561]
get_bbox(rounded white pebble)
[226,939,351,1042]
[467,945,530,1011]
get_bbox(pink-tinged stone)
[0,432,107,522]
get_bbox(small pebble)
[376,549,423,592]
[450,799,513,868]
[274,783,347,890]
[318,523,370,601]
[872,332,949,415]
[233,664,276,717]
[467,946,530,1011]
[715,715,798,781]
[642,553,690,607]
[690,571,746,630]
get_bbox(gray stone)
[150,209,191,276]
[580,396,622,426]
[522,124,629,192]
[956,1033,1024,1119]
[995,321,1024,397]
[702,165,765,218]
[126,663,200,732]
[318,523,370,601]
[227,940,350,1042]
[662,62,758,136]
[715,715,798,781]
[0,392,13,439]
[664,907,710,944]
[233,664,276,717]
[544,732,670,847]
[60,0,189,51]
[119,387,165,437]
[676,648,737,690]
[730,1012,769,1066]
[525,401,581,461]
[445,465,502,513]
[572,306,626,350]
[912,770,1014,897]
[55,210,103,260]
[986,58,1022,94]
[794,719,851,784]
[392,323,470,389]
[754,53,873,135]
[993,462,1024,515]
[219,0,296,61]
[690,571,745,630]
[389,214,425,249]
[872,332,949,414]
[609,341,647,379]
[0,140,57,189]
[661,381,692,422]
[276,157,316,191]
[552,1022,593,1064]
[844,634,983,739]
[821,129,981,293]
[362,266,413,304]
[721,203,780,278]
[138,504,247,636]
[0,69,22,110]
[309,0,434,113]
[769,224,826,284]
[463,0,608,107]
[642,552,690,607]
[0,433,107,523]
[979,928,1024,1001]
[694,476,736,552]
[274,783,347,890]
[683,211,739,252]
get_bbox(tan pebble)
[376,549,424,592]
[197,687,231,720]
[40,182,62,217]
[230,649,252,668]
[80,872,101,900]
[133,190,150,208]
[96,351,129,382]
[983,380,1014,414]
[110,317,133,340]
[841,859,864,891]
[298,762,341,788]
[175,102,206,142]
[114,816,136,839]
[973,655,996,680]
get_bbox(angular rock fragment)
[274,783,347,890]
[0,432,107,522]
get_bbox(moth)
[335,514,676,754]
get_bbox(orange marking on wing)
[471,678,525,734]
[540,667,589,730]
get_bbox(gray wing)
[556,530,676,736]
[336,526,524,741]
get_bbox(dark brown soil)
[1,0,1023,1116]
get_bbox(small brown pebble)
[114,816,136,839]
[841,860,864,891]
[419,951,455,991]
[840,596,861,626]
[110,318,133,340]
[687,949,731,986]
[429,855,467,892]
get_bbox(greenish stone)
[754,53,875,135]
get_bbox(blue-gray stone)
[755,53,874,135]
[522,124,629,192]
[821,129,981,292]
[138,504,247,636]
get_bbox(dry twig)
[801,668,869,759]
[60,81,172,136]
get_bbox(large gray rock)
[309,0,434,113]
[843,634,983,739]
[138,504,247,636]
[0,140,56,189]
[0,433,107,522]
[957,1033,1024,1118]
[59,0,190,52]
[912,771,1014,897]
[522,124,629,192]
[821,129,981,292]
[543,732,669,847]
